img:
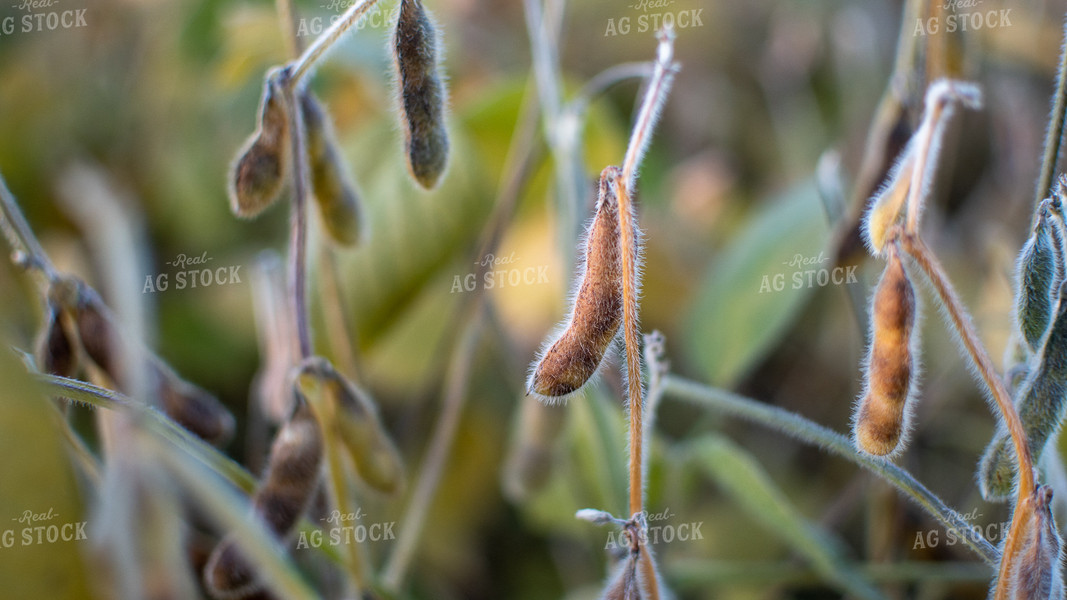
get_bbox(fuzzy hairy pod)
[528,167,624,401]
[300,92,365,246]
[980,281,1067,501]
[229,71,290,218]
[853,243,920,456]
[204,401,322,599]
[393,0,449,189]
[295,357,404,494]
[502,394,567,501]
[862,143,915,255]
[993,486,1064,599]
[35,302,77,378]
[1016,204,1060,352]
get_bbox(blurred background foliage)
[2,0,1067,598]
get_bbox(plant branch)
[660,374,1000,566]
[898,233,1034,498]
[279,71,314,360]
[1036,12,1067,206]
[0,173,58,281]
[289,0,380,85]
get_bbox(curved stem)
[660,374,1000,566]
[898,234,1034,498]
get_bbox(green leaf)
[0,348,92,599]
[683,178,830,387]
[690,436,884,600]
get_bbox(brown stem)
[898,233,1034,498]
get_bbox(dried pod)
[229,70,290,218]
[528,167,624,401]
[502,394,567,501]
[152,361,236,447]
[1016,204,1059,352]
[862,144,915,255]
[295,357,404,494]
[392,0,449,189]
[853,243,920,456]
[980,281,1067,501]
[204,401,322,599]
[992,485,1064,599]
[69,280,123,380]
[35,302,77,378]
[299,92,365,246]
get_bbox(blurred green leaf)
[0,346,92,599]
[684,178,828,386]
[690,436,883,600]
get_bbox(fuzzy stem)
[898,233,1034,498]
[660,374,1001,566]
[0,174,58,281]
[617,175,644,521]
[621,29,677,191]
[279,72,313,360]
[289,0,380,85]
[1036,13,1067,206]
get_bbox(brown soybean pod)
[528,166,624,400]
[204,401,322,599]
[854,243,918,456]
[229,72,290,218]
[393,0,449,189]
[36,302,77,378]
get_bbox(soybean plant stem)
[0,174,59,281]
[280,73,313,360]
[1036,13,1067,206]
[289,0,381,85]
[898,233,1034,498]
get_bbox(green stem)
[659,374,1000,566]
[1036,13,1067,206]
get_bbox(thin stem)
[660,374,1000,566]
[617,177,644,519]
[318,246,362,383]
[898,233,1034,498]
[1035,13,1067,206]
[382,304,482,590]
[620,29,677,191]
[567,62,654,118]
[305,381,368,591]
[0,174,58,281]
[280,72,313,360]
[289,0,381,85]
[903,101,940,234]
[383,76,542,593]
